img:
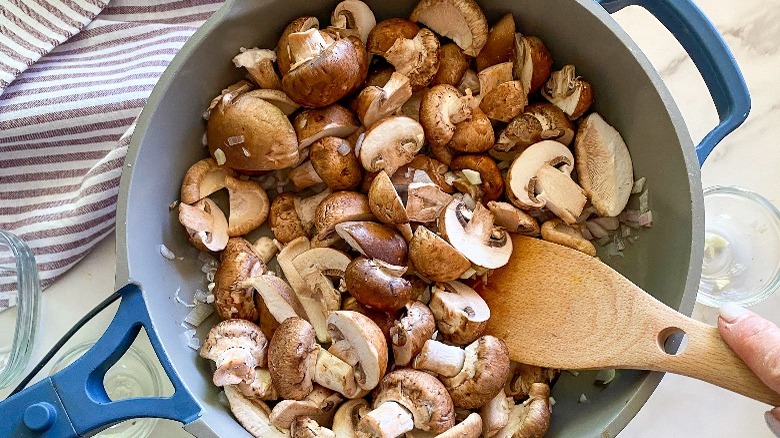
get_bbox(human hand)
[718,304,780,437]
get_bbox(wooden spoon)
[479,235,780,406]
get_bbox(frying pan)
[0,0,750,436]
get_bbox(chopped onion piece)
[227,135,245,146]
[160,244,176,260]
[549,396,556,406]
[595,368,616,385]
[585,221,608,239]
[605,242,624,258]
[579,394,589,403]
[460,267,477,279]
[180,329,200,351]
[184,303,214,327]
[354,132,365,157]
[207,282,216,292]
[462,169,482,185]
[591,216,620,231]
[444,171,458,185]
[638,190,650,213]
[631,177,646,194]
[337,141,352,156]
[567,370,580,377]
[242,147,251,157]
[620,224,631,238]
[214,148,227,165]
[174,288,196,308]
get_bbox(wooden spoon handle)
[643,309,780,406]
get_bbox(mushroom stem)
[397,223,413,242]
[358,401,415,438]
[288,29,330,68]
[462,202,494,241]
[413,339,466,377]
[214,347,257,386]
[290,160,325,190]
[313,347,360,397]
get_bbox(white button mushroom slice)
[232,48,282,90]
[356,72,413,127]
[480,390,511,438]
[291,416,337,438]
[419,84,474,149]
[242,88,300,115]
[429,281,490,345]
[413,339,466,377]
[359,116,425,177]
[294,104,360,151]
[436,412,483,438]
[406,182,454,224]
[439,199,512,269]
[505,140,586,224]
[270,385,343,430]
[358,369,456,436]
[313,191,374,247]
[180,158,235,204]
[237,368,278,401]
[200,319,268,387]
[511,33,553,95]
[383,28,441,90]
[223,385,287,438]
[243,274,306,324]
[494,383,551,438]
[212,238,266,321]
[574,113,634,217]
[332,399,371,438]
[224,176,269,237]
[368,170,413,241]
[410,0,488,57]
[331,0,376,45]
[391,301,437,366]
[178,198,229,252]
[486,201,540,236]
[439,335,511,409]
[541,218,597,256]
[408,226,471,282]
[541,65,593,119]
[327,310,389,390]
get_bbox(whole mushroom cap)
[345,256,414,312]
[441,335,511,409]
[408,226,471,282]
[207,92,299,172]
[310,136,363,191]
[366,18,420,55]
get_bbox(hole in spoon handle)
[657,326,688,356]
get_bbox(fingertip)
[766,409,780,437]
[719,303,750,323]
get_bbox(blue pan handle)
[597,0,751,165]
[0,284,201,437]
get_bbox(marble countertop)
[2,0,779,436]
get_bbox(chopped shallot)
[226,135,245,146]
[160,244,176,260]
[184,303,214,327]
[337,141,352,156]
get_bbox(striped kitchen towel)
[0,0,224,311]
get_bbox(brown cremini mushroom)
[541,218,597,256]
[494,383,551,437]
[213,237,266,320]
[419,84,474,150]
[408,225,471,282]
[330,0,376,45]
[313,191,374,247]
[309,136,363,191]
[291,416,336,438]
[294,104,361,151]
[332,399,370,437]
[487,201,540,236]
[439,336,511,409]
[357,369,456,436]
[200,319,268,387]
[335,221,408,265]
[494,102,575,157]
[392,154,454,193]
[237,367,278,401]
[269,193,308,244]
[450,154,504,202]
[505,362,559,401]
[439,199,512,269]
[432,43,470,86]
[437,412,483,438]
[180,158,235,205]
[327,310,389,391]
[405,182,453,224]
[345,256,414,312]
[480,390,511,437]
[232,48,282,90]
[447,106,494,153]
[367,171,413,241]
[410,0,488,57]
[223,385,287,438]
[278,17,320,75]
[245,89,301,115]
[270,386,342,430]
[428,280,491,345]
[390,300,436,366]
[542,64,593,119]
[359,116,425,178]
[355,72,413,128]
[178,198,229,252]
[246,274,307,327]
[366,18,421,56]
[480,80,526,123]
[292,247,352,340]
[512,34,553,95]
[476,13,515,71]
[383,28,441,91]
[224,176,269,236]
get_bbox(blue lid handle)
[597,0,751,165]
[0,284,202,437]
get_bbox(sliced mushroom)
[223,385,287,438]
[296,189,333,236]
[392,154,454,193]
[480,390,511,437]
[436,412,483,438]
[244,89,301,115]
[505,140,587,224]
[278,17,320,75]
[542,64,593,119]
[406,182,454,224]
[180,158,235,204]
[447,106,494,153]
[293,247,352,339]
[270,386,342,429]
[512,34,553,95]
[178,198,229,252]
[408,226,471,282]
[313,191,374,247]
[359,116,425,177]
[505,362,559,401]
[282,29,369,107]
[419,84,474,149]
[270,193,307,244]
[335,221,408,265]
[494,102,575,156]
[477,61,513,97]
[245,274,307,325]
[291,416,337,438]
[327,310,389,390]
[486,201,540,236]
[341,296,400,346]
[575,113,634,217]
[207,91,298,172]
[439,199,512,269]
[213,238,266,320]
[540,218,596,256]
[476,13,515,71]
[368,171,412,241]
[232,48,281,90]
[294,105,360,153]
[450,154,504,202]
[480,80,526,122]
[355,72,413,127]
[225,176,270,236]
[200,319,268,386]
[277,237,329,342]
[439,336,511,409]
[429,281,490,345]
[432,43,469,86]
[383,28,441,91]
[366,18,421,56]
[345,256,414,312]
[410,0,488,57]
[237,367,279,401]
[391,300,436,366]
[359,369,456,436]
[332,399,370,437]
[495,383,551,438]
[331,0,376,45]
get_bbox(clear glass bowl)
[49,341,163,438]
[697,186,780,307]
[0,230,41,388]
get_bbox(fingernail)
[766,409,780,437]
[718,303,749,323]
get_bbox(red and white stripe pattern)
[0,0,224,310]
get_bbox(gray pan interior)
[116,0,704,436]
